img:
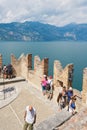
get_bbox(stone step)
[34,109,72,130]
[58,106,87,130]
[0,77,25,85]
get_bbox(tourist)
[68,96,76,115]
[0,65,2,78]
[6,64,13,79]
[62,86,67,101]
[2,65,8,78]
[41,75,48,95]
[57,93,65,110]
[23,105,36,130]
[46,76,54,100]
[66,87,73,104]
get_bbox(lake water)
[0,41,87,91]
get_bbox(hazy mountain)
[0,21,87,41]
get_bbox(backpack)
[46,83,50,91]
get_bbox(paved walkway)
[0,77,78,130]
[0,78,60,130]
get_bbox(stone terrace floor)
[0,77,84,130]
[0,78,60,130]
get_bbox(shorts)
[42,86,46,91]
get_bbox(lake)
[0,41,87,91]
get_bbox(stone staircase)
[34,109,72,130]
[58,106,87,130]
[34,105,87,130]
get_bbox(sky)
[0,0,87,26]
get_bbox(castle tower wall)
[82,68,87,104]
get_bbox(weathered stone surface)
[58,106,87,130]
[0,54,2,67]
[34,110,72,130]
[82,68,87,104]
[53,60,74,89]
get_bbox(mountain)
[0,21,87,41]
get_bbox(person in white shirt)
[46,76,53,100]
[23,105,36,130]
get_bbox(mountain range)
[0,21,87,41]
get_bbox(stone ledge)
[34,109,72,130]
[0,87,19,108]
[0,77,25,85]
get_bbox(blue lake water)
[0,41,87,91]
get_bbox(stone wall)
[53,60,74,89]
[27,56,49,87]
[1,53,87,104]
[0,54,2,67]
[11,53,32,79]
[11,54,74,90]
[11,54,49,88]
[82,68,87,104]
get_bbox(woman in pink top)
[41,75,48,95]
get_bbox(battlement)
[54,60,73,90]
[82,68,87,104]
[0,54,2,67]
[0,53,87,104]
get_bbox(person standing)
[46,76,53,100]
[23,105,36,130]
[69,96,76,115]
[57,93,65,110]
[41,75,48,95]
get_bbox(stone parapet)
[11,54,49,87]
[11,53,32,79]
[1,53,74,91]
[82,68,87,104]
[35,109,72,130]
[53,60,73,89]
[0,54,2,67]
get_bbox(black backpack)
[46,83,50,91]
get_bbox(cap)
[69,87,73,90]
[49,75,52,79]
[43,75,47,78]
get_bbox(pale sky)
[0,0,87,26]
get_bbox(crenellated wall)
[27,55,49,87]
[1,53,87,104]
[34,56,48,76]
[11,54,49,87]
[11,53,32,79]
[11,54,74,90]
[82,68,87,104]
[53,60,74,89]
[0,54,2,67]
